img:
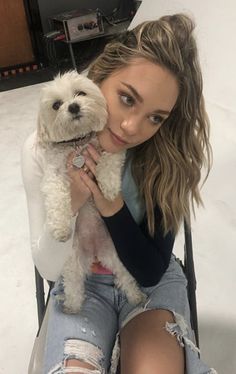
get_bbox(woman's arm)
[21,132,75,281]
[102,203,175,287]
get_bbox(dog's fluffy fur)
[37,71,146,313]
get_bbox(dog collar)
[56,131,96,147]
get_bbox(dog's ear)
[53,70,79,83]
[37,112,50,145]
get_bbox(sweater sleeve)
[102,203,175,287]
[21,132,75,281]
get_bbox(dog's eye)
[75,91,87,96]
[52,100,63,110]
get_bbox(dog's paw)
[96,151,126,201]
[127,291,147,305]
[62,301,83,314]
[61,304,80,314]
[55,293,65,306]
[98,183,120,201]
[51,226,72,242]
[55,294,82,314]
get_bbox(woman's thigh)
[43,274,119,374]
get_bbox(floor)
[0,3,236,374]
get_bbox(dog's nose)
[68,103,80,114]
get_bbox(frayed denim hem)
[47,339,105,374]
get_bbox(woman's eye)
[75,91,87,96]
[149,114,164,125]
[119,93,134,107]
[52,100,63,110]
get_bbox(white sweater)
[21,131,76,281]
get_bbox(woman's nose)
[120,116,141,135]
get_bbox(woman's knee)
[120,309,184,374]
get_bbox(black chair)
[34,268,54,335]
[28,219,199,373]
[183,219,199,348]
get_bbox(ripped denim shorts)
[43,254,217,374]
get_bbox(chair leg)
[34,267,45,332]
[184,220,200,349]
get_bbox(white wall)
[130,0,236,111]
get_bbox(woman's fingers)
[86,143,101,163]
[67,147,124,217]
[79,169,101,198]
[84,156,96,176]
[81,144,101,176]
[79,169,124,217]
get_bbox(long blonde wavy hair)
[88,14,212,236]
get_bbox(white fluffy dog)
[37,71,146,313]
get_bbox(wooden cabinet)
[0,0,34,68]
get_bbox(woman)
[22,14,216,374]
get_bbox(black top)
[102,203,175,287]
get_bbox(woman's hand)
[79,144,124,217]
[67,152,92,216]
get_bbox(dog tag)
[72,155,85,169]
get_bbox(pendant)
[72,154,85,169]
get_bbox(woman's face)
[98,58,179,153]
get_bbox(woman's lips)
[108,128,128,145]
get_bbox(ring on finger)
[82,165,89,173]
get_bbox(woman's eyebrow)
[152,109,171,116]
[120,82,143,103]
[120,81,171,115]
